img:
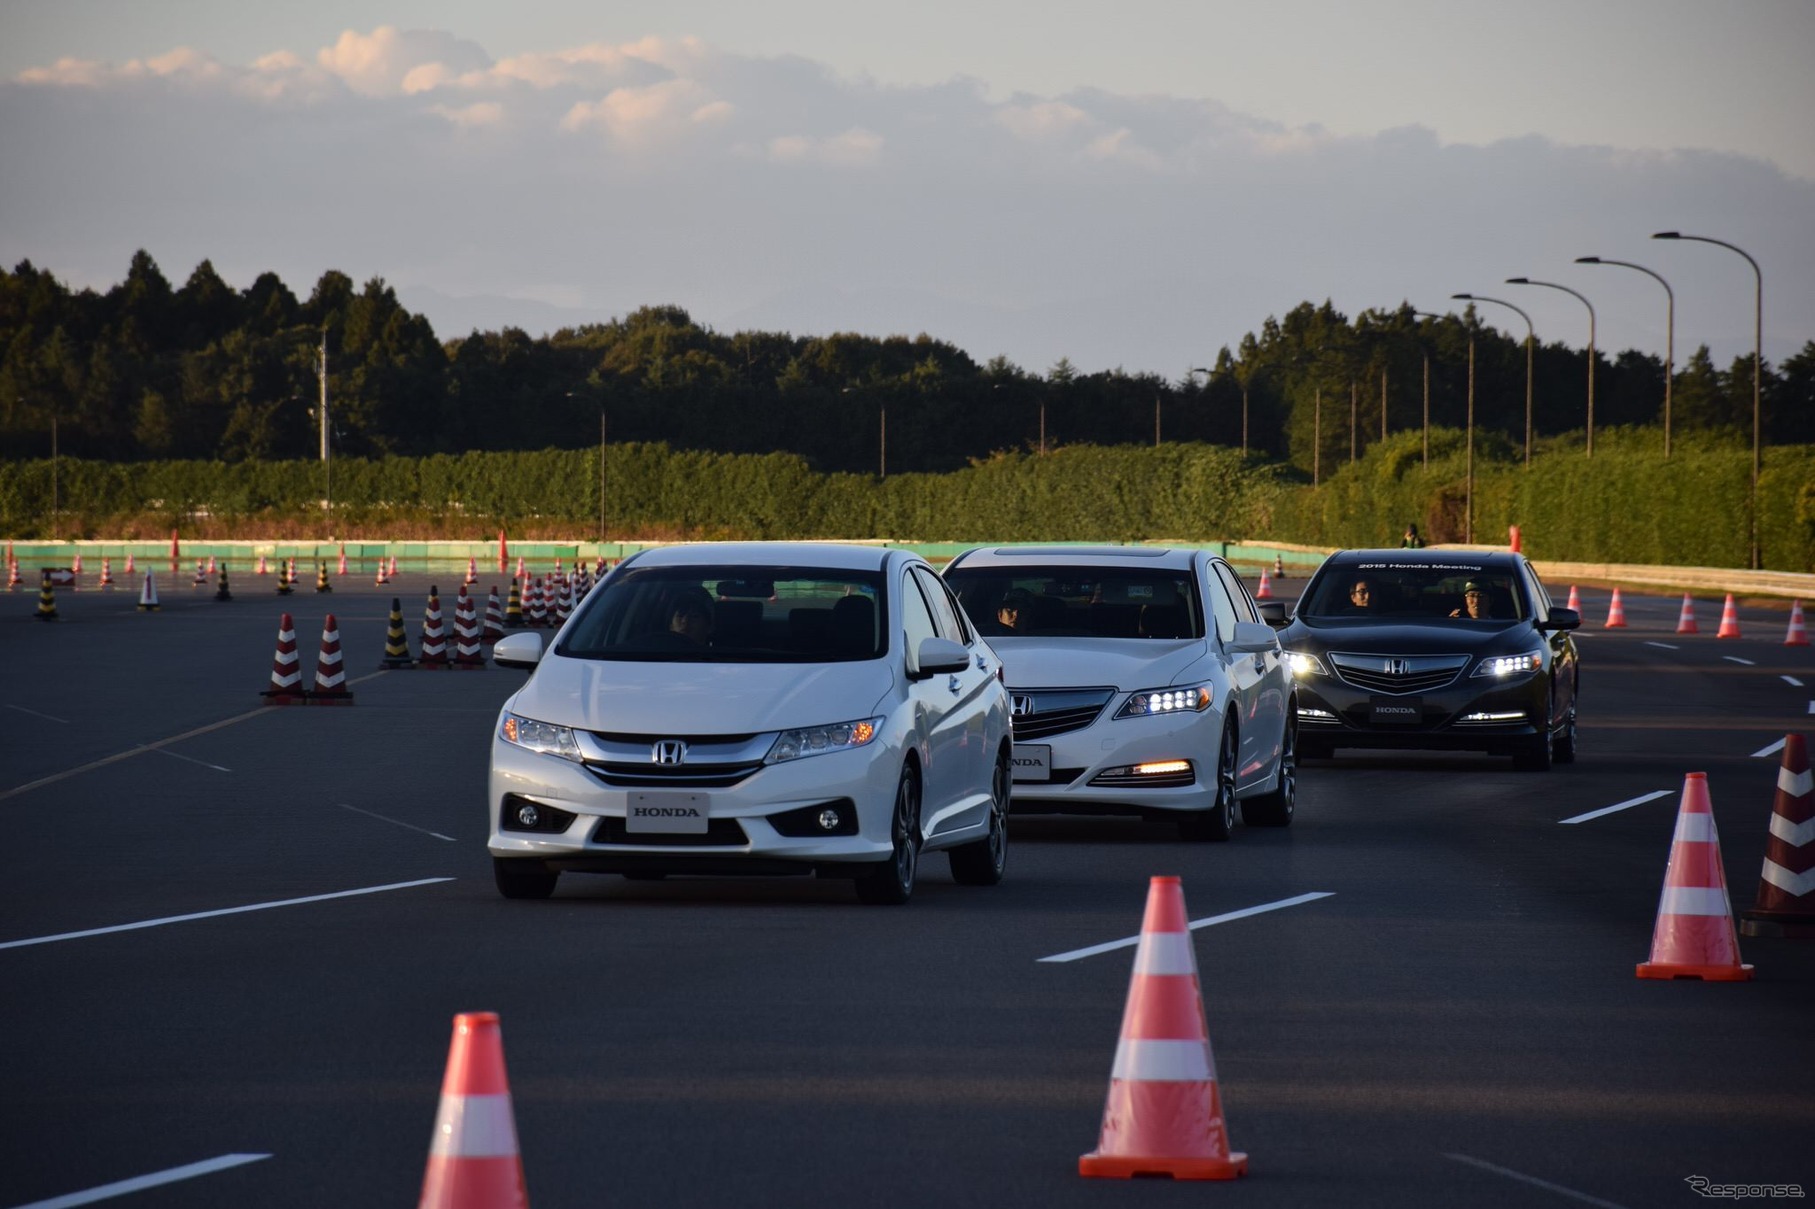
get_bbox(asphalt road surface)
[2,568,1812,1208]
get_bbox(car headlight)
[766,717,884,763]
[499,712,582,761]
[1115,684,1213,719]
[1282,651,1328,677]
[1472,650,1544,678]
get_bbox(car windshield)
[555,565,886,661]
[1301,563,1524,621]
[943,566,1203,639]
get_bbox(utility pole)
[317,329,332,537]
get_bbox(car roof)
[625,542,901,572]
[949,544,1203,571]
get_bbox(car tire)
[1179,723,1238,842]
[1552,682,1578,764]
[493,856,558,899]
[856,762,921,905]
[1242,714,1296,827]
[949,746,1010,886]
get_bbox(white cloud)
[560,78,726,147]
[995,100,1094,143]
[315,26,490,97]
[427,101,505,130]
[767,128,884,166]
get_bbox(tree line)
[3,252,1811,476]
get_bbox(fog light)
[817,808,841,831]
[516,803,541,828]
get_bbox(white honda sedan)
[943,545,1295,840]
[487,543,1012,904]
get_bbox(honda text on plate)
[943,545,1295,841]
[488,543,1012,904]
[1276,549,1581,768]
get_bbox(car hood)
[1281,617,1532,654]
[512,655,895,733]
[989,637,1206,690]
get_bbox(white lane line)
[1754,738,1788,758]
[149,747,230,773]
[4,704,69,724]
[1784,675,1805,687]
[0,707,273,803]
[0,878,453,951]
[341,803,456,842]
[8,1153,272,1208]
[1558,790,1672,825]
[1037,892,1335,963]
[1643,641,1678,650]
[1723,656,1756,666]
[1444,1153,1629,1209]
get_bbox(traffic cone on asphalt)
[35,571,57,621]
[137,570,160,612]
[528,577,548,628]
[514,556,525,582]
[498,529,508,573]
[388,554,398,580]
[1079,876,1247,1180]
[374,558,389,587]
[1784,602,1809,647]
[72,552,83,581]
[419,587,450,668]
[337,544,348,576]
[1717,594,1741,639]
[257,554,269,576]
[206,555,216,578]
[1273,553,1284,577]
[260,613,305,704]
[554,575,573,623]
[504,580,524,628]
[5,559,19,591]
[214,563,233,602]
[1740,735,1815,938]
[453,585,485,669]
[315,562,333,593]
[1566,584,1581,612]
[1675,593,1698,635]
[192,560,208,587]
[168,529,180,569]
[1255,569,1272,600]
[1603,589,1627,629]
[308,614,353,704]
[381,598,415,668]
[277,559,295,596]
[419,1012,529,1209]
[1637,773,1753,981]
[482,588,505,645]
[98,558,115,590]
[465,556,479,586]
[124,553,135,577]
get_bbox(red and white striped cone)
[7,559,24,591]
[97,558,115,590]
[257,554,269,576]
[260,613,306,704]
[1254,569,1272,600]
[1741,734,1815,938]
[1784,601,1808,647]
[72,552,83,579]
[482,589,506,645]
[465,557,479,586]
[595,556,606,576]
[136,570,160,612]
[419,1012,529,1209]
[337,545,348,576]
[375,558,390,586]
[554,575,573,623]
[309,613,354,704]
[453,585,485,668]
[514,556,525,581]
[528,577,548,628]
[553,558,563,579]
[207,555,217,577]
[1716,593,1742,639]
[1080,876,1246,1180]
[497,529,509,573]
[124,552,135,577]
[1566,584,1581,612]
[388,554,399,579]
[1603,588,1627,628]
[1637,773,1753,981]
[192,560,209,586]
[1675,593,1698,635]
[419,587,451,668]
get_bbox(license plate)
[1369,696,1422,726]
[626,792,708,833]
[1012,744,1052,782]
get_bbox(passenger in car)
[668,588,716,645]
[1345,578,1375,613]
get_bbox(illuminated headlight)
[767,717,883,763]
[1115,685,1212,719]
[1283,651,1328,677]
[1472,650,1544,678]
[499,713,581,761]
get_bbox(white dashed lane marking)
[8,1153,272,1208]
[1558,790,1672,825]
[1754,738,1788,758]
[340,803,457,842]
[1444,1153,1630,1209]
[4,704,69,724]
[1037,892,1335,963]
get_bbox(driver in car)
[1450,581,1494,619]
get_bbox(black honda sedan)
[1275,550,1580,769]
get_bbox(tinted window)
[900,570,940,657]
[943,565,1203,640]
[1213,562,1260,624]
[1301,562,1524,621]
[913,566,968,644]
[1204,571,1239,644]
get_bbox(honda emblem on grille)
[1011,695,1036,718]
[652,739,688,765]
[1384,659,1409,676]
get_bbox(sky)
[2,0,1811,379]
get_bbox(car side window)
[1520,561,1552,614]
[1204,569,1239,645]
[1212,563,1259,624]
[913,566,969,645]
[900,570,940,658]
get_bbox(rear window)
[943,566,1202,640]
[1302,563,1524,621]
[556,566,885,661]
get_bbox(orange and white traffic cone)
[1716,593,1741,639]
[1603,588,1627,629]
[388,554,399,580]
[375,558,389,586]
[207,555,217,577]
[498,529,509,573]
[124,552,135,577]
[1255,569,1272,600]
[1079,876,1247,1180]
[1740,735,1815,938]
[97,557,115,590]
[465,556,479,586]
[137,570,160,612]
[260,613,306,705]
[482,589,505,645]
[337,544,348,576]
[419,1012,529,1209]
[192,560,208,587]
[514,556,525,582]
[1566,584,1581,613]
[4,559,19,591]
[308,613,354,704]
[1784,601,1808,647]
[1675,593,1698,635]
[72,551,83,580]
[419,587,451,668]
[257,554,269,576]
[453,585,485,669]
[1637,773,1753,981]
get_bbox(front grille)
[592,817,749,846]
[1330,652,1469,695]
[1010,688,1115,740]
[584,762,762,789]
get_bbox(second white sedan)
[943,545,1294,840]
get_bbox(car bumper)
[1008,705,1217,815]
[1293,671,1548,753]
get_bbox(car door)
[1522,559,1576,725]
[911,564,997,835]
[898,566,963,833]
[1214,560,1287,777]
[1203,560,1265,789]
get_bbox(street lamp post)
[1507,277,1596,457]
[316,328,332,538]
[1349,378,1358,463]
[1453,294,1535,466]
[842,386,886,477]
[1411,311,1444,467]
[1653,231,1763,569]
[1577,256,1675,457]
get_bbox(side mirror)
[1256,600,1290,628]
[910,635,970,679]
[1228,620,1280,653]
[492,631,544,671]
[1539,607,1581,632]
